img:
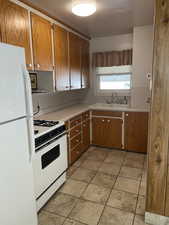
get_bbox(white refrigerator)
[0,43,38,225]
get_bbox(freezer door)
[0,43,27,123]
[0,118,37,225]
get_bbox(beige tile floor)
[38,147,148,225]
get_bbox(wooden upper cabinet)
[1,0,32,70]
[69,32,81,89]
[31,13,53,71]
[81,39,90,88]
[124,112,149,153]
[53,25,70,91]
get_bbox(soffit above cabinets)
[25,0,154,37]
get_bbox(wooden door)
[81,39,90,88]
[1,0,32,70]
[146,0,169,217]
[53,25,70,91]
[31,13,53,71]
[69,32,81,89]
[82,119,90,151]
[124,112,148,153]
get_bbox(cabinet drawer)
[82,111,90,121]
[70,115,82,128]
[70,134,81,149]
[92,110,122,118]
[70,124,81,138]
[70,144,81,164]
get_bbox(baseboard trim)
[145,212,169,225]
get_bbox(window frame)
[95,66,132,96]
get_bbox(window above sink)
[96,65,132,96]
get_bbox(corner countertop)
[35,103,149,122]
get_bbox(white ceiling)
[28,0,154,37]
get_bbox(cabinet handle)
[27,63,32,68]
[107,120,110,123]
[76,139,79,143]
[126,114,129,117]
[102,120,105,122]
[36,64,40,68]
[83,124,86,127]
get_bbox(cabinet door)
[92,117,122,148]
[82,119,90,151]
[69,32,81,89]
[124,112,148,153]
[105,118,122,149]
[81,39,90,88]
[31,13,53,71]
[92,117,107,146]
[1,0,32,70]
[54,25,70,91]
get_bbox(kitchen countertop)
[35,103,149,122]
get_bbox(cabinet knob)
[76,139,79,143]
[76,130,79,132]
[102,119,105,122]
[27,63,32,68]
[126,114,129,117]
[36,64,40,68]
[83,124,86,127]
[107,120,110,123]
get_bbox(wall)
[131,25,154,109]
[83,26,154,109]
[83,33,133,104]
[32,89,88,115]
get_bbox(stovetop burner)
[34,120,59,127]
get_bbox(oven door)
[33,134,67,199]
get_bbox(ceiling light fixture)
[72,0,96,17]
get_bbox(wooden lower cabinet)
[70,144,82,163]
[82,119,90,151]
[92,117,122,149]
[67,112,91,165]
[124,112,149,153]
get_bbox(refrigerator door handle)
[22,65,35,161]
[26,117,35,161]
[22,65,33,117]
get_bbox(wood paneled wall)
[146,0,169,216]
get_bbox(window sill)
[95,90,131,97]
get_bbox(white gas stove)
[33,119,68,211]
[34,119,65,138]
